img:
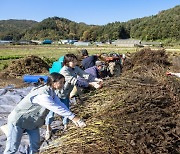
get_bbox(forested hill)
[125,5,180,41]
[0,5,179,42]
[0,19,38,40]
[23,17,93,41]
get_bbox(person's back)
[81,55,97,70]
[8,85,52,130]
[78,61,103,83]
[49,56,64,74]
[81,49,98,69]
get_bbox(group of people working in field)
[3,49,180,154]
[3,49,104,154]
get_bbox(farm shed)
[113,39,141,47]
[0,40,13,45]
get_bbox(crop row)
[0,55,23,60]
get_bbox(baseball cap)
[95,61,103,66]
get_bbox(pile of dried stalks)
[42,49,180,154]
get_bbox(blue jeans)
[45,98,70,126]
[4,122,40,154]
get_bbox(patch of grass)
[0,55,23,60]
[0,45,136,58]
[0,59,13,71]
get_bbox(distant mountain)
[0,19,38,40]
[0,5,179,42]
[23,17,94,41]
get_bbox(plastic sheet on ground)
[0,85,63,153]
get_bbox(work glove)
[94,78,103,83]
[89,82,101,89]
[73,119,86,128]
[69,97,77,104]
[166,72,172,75]
[166,72,180,78]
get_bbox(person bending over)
[45,54,102,139]
[70,60,104,98]
[4,73,86,154]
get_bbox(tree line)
[0,5,179,43]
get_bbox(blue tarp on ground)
[23,75,48,83]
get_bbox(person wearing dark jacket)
[79,60,103,82]
[81,49,98,70]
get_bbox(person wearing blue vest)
[4,73,86,154]
[45,54,102,140]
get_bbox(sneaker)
[45,130,52,140]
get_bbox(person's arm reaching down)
[32,94,86,127]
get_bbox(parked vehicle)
[42,40,52,44]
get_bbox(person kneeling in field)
[70,60,104,99]
[4,73,86,154]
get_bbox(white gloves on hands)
[166,72,180,78]
[69,97,77,104]
[73,119,86,128]
[89,82,101,89]
[94,78,103,83]
[91,78,103,89]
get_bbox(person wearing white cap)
[69,60,104,99]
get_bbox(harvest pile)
[42,49,180,154]
[0,49,179,153]
[0,55,49,87]
[2,55,49,77]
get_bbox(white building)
[0,40,13,45]
[74,41,91,46]
[113,39,141,47]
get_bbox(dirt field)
[0,48,179,154]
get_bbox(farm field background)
[0,45,180,71]
[0,45,180,153]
